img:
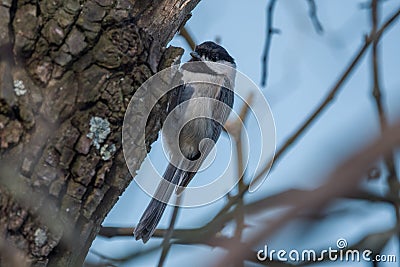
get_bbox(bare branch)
[225,94,254,267]
[98,226,199,239]
[306,0,324,34]
[261,0,324,86]
[261,0,278,87]
[157,196,182,267]
[88,244,163,265]
[179,27,196,50]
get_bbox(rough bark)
[0,0,199,266]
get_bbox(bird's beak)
[190,51,202,61]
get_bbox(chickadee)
[134,41,236,243]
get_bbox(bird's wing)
[167,83,182,115]
[167,81,195,118]
[176,84,234,193]
[214,82,234,130]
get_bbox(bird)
[134,41,236,243]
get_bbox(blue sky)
[87,1,400,266]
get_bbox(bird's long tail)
[134,163,181,243]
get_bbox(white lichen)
[87,117,111,149]
[100,143,116,160]
[13,80,27,96]
[34,228,47,247]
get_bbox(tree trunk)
[0,0,199,266]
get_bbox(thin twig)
[306,0,324,34]
[225,94,254,267]
[99,226,204,239]
[261,0,278,87]
[371,1,387,144]
[89,245,162,264]
[157,195,182,267]
[179,27,196,50]
[233,100,250,243]
[87,250,119,266]
[261,0,323,86]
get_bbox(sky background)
[86,1,400,266]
